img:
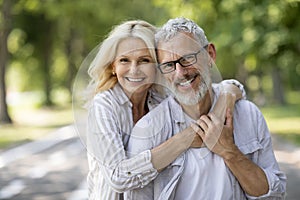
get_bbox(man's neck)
[181,90,213,120]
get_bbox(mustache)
[173,72,199,85]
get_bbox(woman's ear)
[111,65,116,75]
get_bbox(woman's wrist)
[176,126,196,150]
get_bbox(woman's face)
[113,37,156,97]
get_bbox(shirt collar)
[168,96,186,123]
[112,83,131,106]
[112,83,165,109]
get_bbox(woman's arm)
[150,80,246,171]
[211,80,244,121]
[150,126,197,171]
[88,80,246,192]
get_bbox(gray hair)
[155,17,209,46]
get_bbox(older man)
[126,17,286,200]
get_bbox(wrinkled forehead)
[156,32,201,58]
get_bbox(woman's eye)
[119,58,129,63]
[139,58,151,64]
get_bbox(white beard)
[165,71,212,105]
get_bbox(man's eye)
[181,55,195,64]
[162,63,174,69]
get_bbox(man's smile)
[176,74,198,88]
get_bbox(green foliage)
[153,0,300,104]
[6,0,168,105]
[3,0,300,106]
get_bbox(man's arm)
[223,144,269,196]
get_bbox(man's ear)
[207,43,216,62]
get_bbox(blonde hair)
[85,20,157,99]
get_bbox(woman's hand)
[182,126,203,148]
[190,133,203,148]
[221,81,243,101]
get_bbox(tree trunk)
[0,0,12,124]
[272,66,286,105]
[41,15,54,106]
[65,29,78,97]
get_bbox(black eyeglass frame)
[157,44,209,74]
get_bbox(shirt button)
[127,172,132,176]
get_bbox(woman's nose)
[129,61,138,73]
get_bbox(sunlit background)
[0,0,300,199]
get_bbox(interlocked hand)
[191,109,235,157]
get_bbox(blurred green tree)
[2,0,299,116]
[153,0,300,105]
[6,0,168,107]
[0,0,13,124]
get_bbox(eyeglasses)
[157,45,208,74]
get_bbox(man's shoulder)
[233,99,265,126]
[145,96,174,117]
[233,99,268,150]
[234,99,261,116]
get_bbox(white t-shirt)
[174,114,233,200]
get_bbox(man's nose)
[174,63,188,76]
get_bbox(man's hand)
[191,108,237,158]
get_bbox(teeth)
[127,77,144,82]
[179,78,193,86]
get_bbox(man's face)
[157,33,212,105]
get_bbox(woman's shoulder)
[93,84,129,104]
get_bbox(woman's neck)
[130,91,149,123]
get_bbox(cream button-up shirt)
[126,86,286,200]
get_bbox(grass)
[0,90,300,151]
[0,104,74,150]
[261,103,300,146]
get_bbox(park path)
[0,125,88,200]
[0,125,299,200]
[271,134,300,200]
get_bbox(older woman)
[85,20,244,200]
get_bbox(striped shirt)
[86,83,163,200]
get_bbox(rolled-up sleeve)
[245,106,286,199]
[98,150,158,192]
